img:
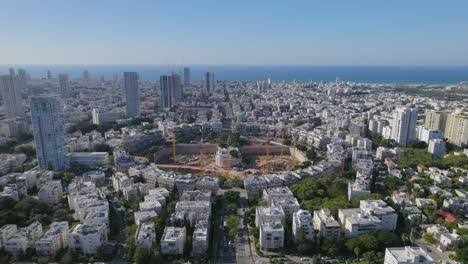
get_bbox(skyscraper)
[183,67,190,87]
[160,75,173,110]
[171,73,183,102]
[204,72,215,94]
[82,70,90,82]
[391,107,418,146]
[58,74,69,98]
[123,72,140,118]
[444,113,468,146]
[17,68,28,92]
[30,96,66,171]
[47,70,52,80]
[0,71,24,118]
[424,110,448,132]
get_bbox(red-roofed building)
[435,210,457,223]
[417,165,427,173]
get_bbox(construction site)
[153,132,307,180]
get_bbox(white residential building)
[38,180,63,205]
[244,175,267,197]
[4,221,43,253]
[0,225,17,249]
[160,227,186,255]
[338,208,382,238]
[134,210,158,226]
[259,221,284,250]
[384,246,434,264]
[67,224,107,255]
[391,107,418,147]
[192,223,209,256]
[428,139,446,158]
[360,200,397,231]
[292,209,314,241]
[135,222,156,250]
[255,206,285,227]
[35,221,69,256]
[313,208,341,240]
[271,196,300,215]
[195,176,219,193]
[262,186,294,205]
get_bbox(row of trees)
[0,197,73,227]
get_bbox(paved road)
[111,198,129,264]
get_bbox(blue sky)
[1,0,468,65]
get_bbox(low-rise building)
[360,200,397,231]
[38,180,63,205]
[338,208,382,238]
[135,222,156,250]
[4,221,43,253]
[192,223,209,256]
[313,208,340,240]
[262,186,294,205]
[292,209,314,241]
[67,224,107,255]
[271,196,300,215]
[35,222,69,256]
[244,175,267,197]
[259,221,284,250]
[175,174,196,194]
[195,176,219,193]
[160,227,186,255]
[82,170,106,184]
[134,210,158,226]
[255,206,285,227]
[384,246,434,264]
[0,225,17,249]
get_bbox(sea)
[1,65,467,85]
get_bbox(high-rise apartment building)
[204,72,215,94]
[391,107,418,146]
[171,74,182,102]
[58,74,69,98]
[445,113,468,146]
[0,71,24,118]
[82,70,90,82]
[183,67,190,87]
[123,72,140,118]
[160,75,173,110]
[30,96,66,171]
[424,110,448,132]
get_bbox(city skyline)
[1,0,468,65]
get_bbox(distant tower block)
[204,72,215,94]
[58,73,69,98]
[123,72,140,118]
[183,67,190,87]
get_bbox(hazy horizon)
[2,0,468,65]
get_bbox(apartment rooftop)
[340,208,381,225]
[162,227,186,241]
[386,247,434,263]
[261,221,284,232]
[256,206,285,217]
[70,224,102,236]
[315,208,340,228]
[360,199,396,215]
[135,222,155,241]
[264,186,293,197]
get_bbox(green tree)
[306,147,317,161]
[226,215,240,240]
[133,246,151,264]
